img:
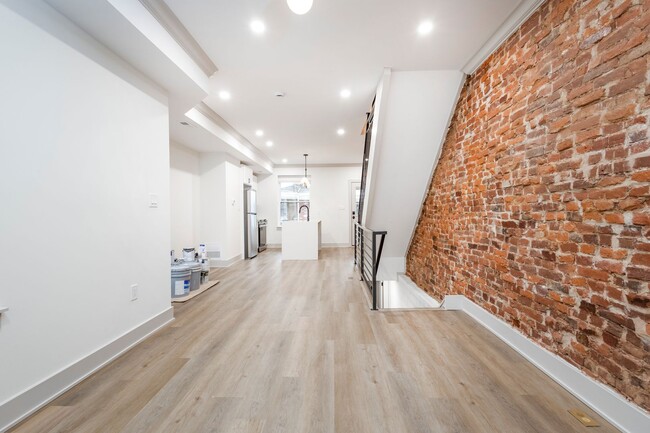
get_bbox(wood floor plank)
[9,248,621,433]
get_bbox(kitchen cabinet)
[241,165,254,186]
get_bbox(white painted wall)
[199,153,244,264]
[225,162,243,260]
[364,70,465,277]
[0,1,171,424]
[257,166,361,247]
[170,142,200,255]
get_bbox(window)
[279,179,310,223]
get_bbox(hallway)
[12,249,618,432]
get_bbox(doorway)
[349,181,361,246]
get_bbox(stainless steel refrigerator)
[244,188,258,259]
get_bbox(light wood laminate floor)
[11,248,619,433]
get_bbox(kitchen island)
[281,220,321,260]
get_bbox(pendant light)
[301,153,311,188]
[287,0,313,15]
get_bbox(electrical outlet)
[131,284,138,301]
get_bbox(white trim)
[462,0,546,74]
[349,179,362,246]
[439,294,465,310]
[209,254,243,268]
[186,103,274,174]
[106,0,210,92]
[0,307,174,432]
[442,295,650,433]
[137,0,218,77]
[266,243,349,249]
[321,243,353,248]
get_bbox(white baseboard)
[323,243,351,248]
[266,243,353,249]
[210,254,242,268]
[442,295,650,433]
[0,307,174,432]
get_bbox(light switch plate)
[131,284,138,301]
[149,193,159,208]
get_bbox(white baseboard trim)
[442,295,649,433]
[210,254,242,268]
[266,243,353,249]
[0,307,174,432]
[321,243,353,248]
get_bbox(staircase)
[360,68,466,280]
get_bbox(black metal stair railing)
[354,222,386,310]
[358,95,375,223]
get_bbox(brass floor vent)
[568,409,600,427]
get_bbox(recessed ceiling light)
[218,90,231,100]
[417,21,434,36]
[282,158,288,163]
[337,128,345,136]
[340,89,351,98]
[255,130,264,137]
[250,19,266,34]
[287,0,313,15]
[266,140,274,147]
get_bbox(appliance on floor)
[258,219,267,252]
[244,187,258,259]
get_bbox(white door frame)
[349,180,361,246]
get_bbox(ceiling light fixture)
[301,154,311,188]
[266,140,274,147]
[218,90,231,100]
[250,19,266,34]
[340,89,351,98]
[255,130,264,137]
[417,20,434,35]
[337,128,345,136]
[287,0,313,15]
[282,158,288,163]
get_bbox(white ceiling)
[164,0,524,165]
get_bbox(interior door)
[350,181,361,246]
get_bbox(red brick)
[600,248,627,260]
[632,170,650,182]
[631,253,650,267]
[618,198,644,210]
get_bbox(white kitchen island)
[281,220,322,260]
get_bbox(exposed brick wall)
[406,0,650,410]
